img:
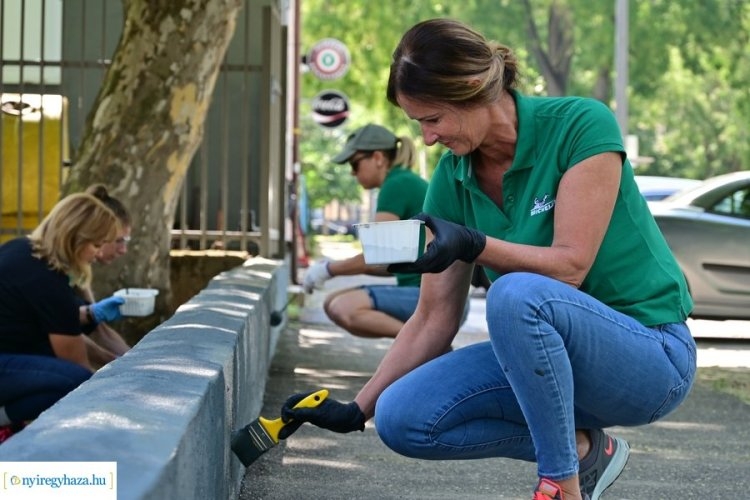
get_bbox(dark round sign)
[311,90,349,128]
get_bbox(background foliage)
[298,0,750,209]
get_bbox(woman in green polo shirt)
[279,19,695,500]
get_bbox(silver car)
[635,175,701,201]
[647,171,750,320]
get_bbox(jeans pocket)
[649,323,697,422]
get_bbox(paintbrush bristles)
[231,420,276,467]
[245,420,276,450]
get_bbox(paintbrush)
[231,388,329,467]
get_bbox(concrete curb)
[0,256,289,500]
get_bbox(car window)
[709,187,750,219]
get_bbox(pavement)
[238,244,750,499]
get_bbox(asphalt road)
[236,249,750,499]
[237,309,749,499]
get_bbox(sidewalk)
[238,257,750,499]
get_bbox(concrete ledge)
[0,256,290,500]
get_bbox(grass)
[696,366,750,405]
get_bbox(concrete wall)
[0,257,290,500]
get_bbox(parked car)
[309,218,356,236]
[634,175,702,201]
[647,171,750,320]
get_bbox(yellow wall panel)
[1,94,69,241]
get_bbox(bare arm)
[79,304,95,326]
[354,260,473,418]
[351,153,620,417]
[78,285,95,304]
[477,152,621,287]
[83,334,117,370]
[89,322,131,356]
[49,333,94,372]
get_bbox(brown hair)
[387,18,519,108]
[86,184,131,226]
[29,193,118,287]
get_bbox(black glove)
[277,392,365,439]
[387,213,486,274]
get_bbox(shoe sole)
[590,437,630,500]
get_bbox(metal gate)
[0,0,293,257]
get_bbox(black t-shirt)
[0,237,82,356]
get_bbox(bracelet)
[86,305,96,324]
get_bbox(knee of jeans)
[375,389,424,458]
[487,272,549,302]
[486,272,548,328]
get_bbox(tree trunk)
[63,0,242,341]
[522,0,574,97]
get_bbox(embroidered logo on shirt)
[530,195,555,216]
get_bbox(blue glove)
[278,392,365,439]
[90,296,125,323]
[387,213,486,274]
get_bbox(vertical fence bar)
[178,176,188,248]
[57,0,66,197]
[199,141,208,250]
[15,0,25,231]
[36,0,46,222]
[219,54,229,248]
[76,0,85,138]
[0,0,5,226]
[238,1,250,252]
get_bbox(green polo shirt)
[377,166,428,287]
[423,91,692,326]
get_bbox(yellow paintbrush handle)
[262,389,329,443]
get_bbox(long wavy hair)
[29,193,119,287]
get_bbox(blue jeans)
[0,353,92,422]
[375,272,696,481]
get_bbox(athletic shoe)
[579,429,630,500]
[533,478,591,500]
[0,425,17,444]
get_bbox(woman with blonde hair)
[0,193,124,442]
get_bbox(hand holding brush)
[278,391,366,438]
[231,388,329,467]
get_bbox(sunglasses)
[349,152,373,173]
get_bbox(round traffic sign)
[307,39,350,81]
[311,90,349,128]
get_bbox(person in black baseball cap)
[303,123,468,340]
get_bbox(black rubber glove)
[277,392,365,439]
[387,213,486,274]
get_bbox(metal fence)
[0,0,293,258]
